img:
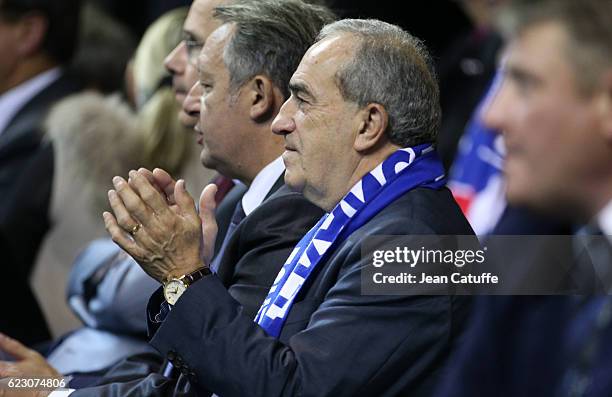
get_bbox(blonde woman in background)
[30,7,214,377]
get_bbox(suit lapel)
[214,183,248,255]
[215,173,285,247]
[214,174,286,283]
[264,173,285,201]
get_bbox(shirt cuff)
[149,300,172,324]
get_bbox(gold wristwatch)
[163,267,212,305]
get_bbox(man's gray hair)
[213,0,335,99]
[316,19,441,148]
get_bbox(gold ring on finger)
[130,223,142,236]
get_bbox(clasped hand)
[103,168,218,282]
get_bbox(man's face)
[272,34,362,209]
[164,0,225,127]
[184,24,253,179]
[482,22,609,217]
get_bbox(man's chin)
[200,151,223,174]
[283,172,305,193]
[200,152,213,169]
[505,184,580,222]
[505,180,534,207]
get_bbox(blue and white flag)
[449,70,506,236]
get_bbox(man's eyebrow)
[288,81,314,99]
[182,29,201,42]
[505,64,541,85]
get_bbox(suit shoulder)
[251,185,324,219]
[360,187,474,236]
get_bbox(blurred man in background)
[0,0,82,346]
[436,0,612,395]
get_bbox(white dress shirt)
[597,199,612,245]
[241,155,286,216]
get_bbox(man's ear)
[15,13,48,57]
[354,103,389,152]
[247,75,276,122]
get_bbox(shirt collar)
[241,156,285,216]
[0,67,62,136]
[596,199,612,245]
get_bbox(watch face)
[164,279,188,305]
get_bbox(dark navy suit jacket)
[149,187,474,397]
[434,207,612,397]
[77,187,474,396]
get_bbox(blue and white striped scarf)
[254,144,446,338]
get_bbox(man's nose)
[164,41,187,75]
[183,82,202,117]
[272,99,296,136]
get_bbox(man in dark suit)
[0,0,331,394]
[0,0,81,345]
[434,1,612,396]
[137,0,334,324]
[95,14,474,397]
